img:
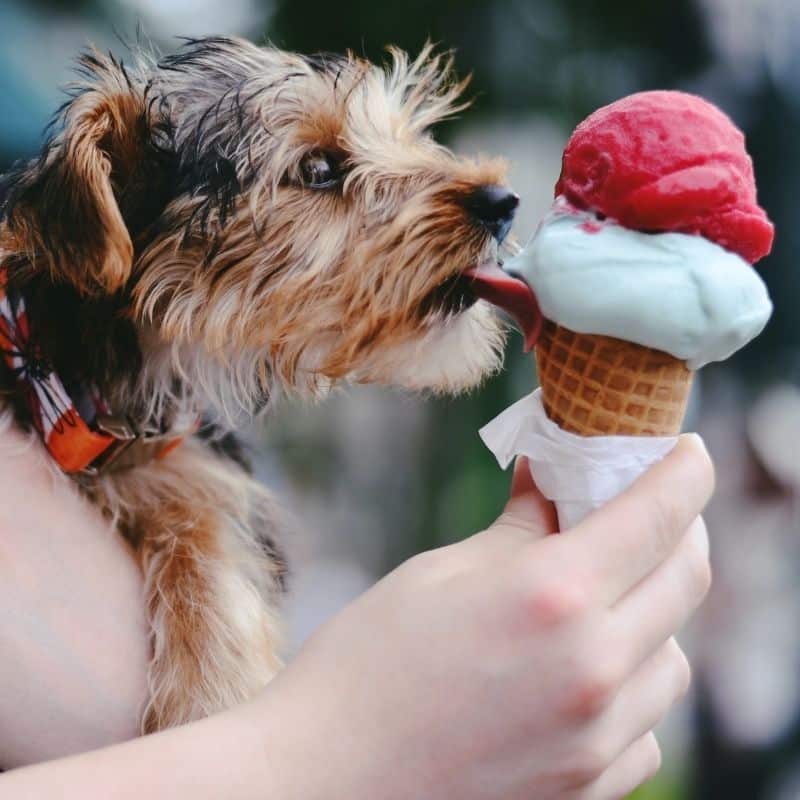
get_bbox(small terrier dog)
[0,36,518,732]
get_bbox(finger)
[595,639,689,766]
[464,458,558,555]
[494,456,559,542]
[510,455,535,498]
[581,732,662,800]
[565,434,714,603]
[612,518,710,670]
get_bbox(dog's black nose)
[465,185,520,243]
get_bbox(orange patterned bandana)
[0,272,185,474]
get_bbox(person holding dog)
[0,428,713,800]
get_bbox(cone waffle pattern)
[535,320,693,436]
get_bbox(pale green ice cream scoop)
[505,206,773,370]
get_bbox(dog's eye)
[299,152,340,189]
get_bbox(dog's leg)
[139,499,283,732]
[101,442,285,733]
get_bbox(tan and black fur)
[0,36,518,732]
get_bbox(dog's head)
[1,37,520,419]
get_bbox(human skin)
[0,434,713,799]
[0,421,148,767]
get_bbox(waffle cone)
[535,320,693,436]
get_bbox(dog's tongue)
[464,262,543,351]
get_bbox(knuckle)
[564,656,622,720]
[562,742,611,788]
[524,580,589,628]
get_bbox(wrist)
[239,668,367,800]
[236,678,330,800]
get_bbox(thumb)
[496,456,559,540]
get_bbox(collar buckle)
[80,413,140,476]
[82,414,188,476]
[95,413,138,442]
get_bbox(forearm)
[0,700,288,800]
[0,437,714,800]
[0,425,148,765]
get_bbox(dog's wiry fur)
[0,36,511,732]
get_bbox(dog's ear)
[2,51,150,296]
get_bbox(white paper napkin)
[479,389,678,530]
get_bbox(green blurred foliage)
[270,0,711,123]
[629,772,687,800]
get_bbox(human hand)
[247,435,713,800]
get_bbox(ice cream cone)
[535,319,693,437]
[480,90,773,530]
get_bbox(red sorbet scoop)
[556,90,774,263]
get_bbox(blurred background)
[2,0,799,796]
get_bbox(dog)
[0,36,519,733]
